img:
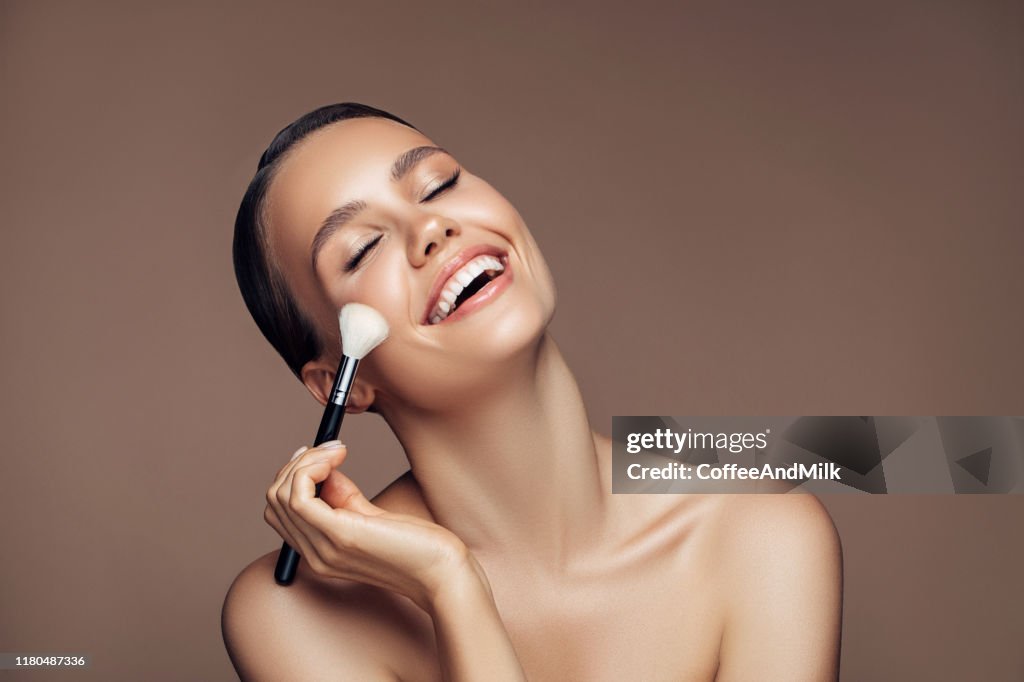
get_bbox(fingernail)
[320,440,344,449]
[290,446,309,461]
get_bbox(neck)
[381,335,610,566]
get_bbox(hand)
[264,441,478,612]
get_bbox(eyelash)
[422,168,461,202]
[344,234,383,272]
[343,168,461,272]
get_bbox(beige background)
[1,1,1022,680]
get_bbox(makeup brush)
[274,302,389,586]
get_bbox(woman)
[221,103,843,681]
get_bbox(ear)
[300,358,377,413]
[342,377,376,414]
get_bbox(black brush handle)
[274,356,357,585]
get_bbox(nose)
[408,214,460,267]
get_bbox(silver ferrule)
[330,356,360,406]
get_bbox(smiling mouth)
[426,253,508,325]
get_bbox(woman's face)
[264,117,557,413]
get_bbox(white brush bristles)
[339,303,389,360]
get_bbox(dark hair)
[232,103,417,379]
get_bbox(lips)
[422,245,509,325]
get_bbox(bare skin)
[221,118,843,681]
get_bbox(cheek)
[338,247,411,327]
[456,181,557,308]
[454,179,521,238]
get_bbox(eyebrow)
[310,145,449,270]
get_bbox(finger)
[265,486,306,551]
[284,459,368,575]
[273,482,323,557]
[274,439,344,483]
[263,503,299,548]
[275,508,328,575]
[279,453,349,545]
[274,445,309,479]
[287,440,349,482]
[269,441,345,511]
[268,445,310,509]
[263,495,318,564]
[279,441,347,498]
[268,442,349,567]
[289,459,371,547]
[287,458,353,530]
[268,460,317,550]
[268,470,335,574]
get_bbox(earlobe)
[344,378,376,414]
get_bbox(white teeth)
[427,253,506,324]
[466,260,486,278]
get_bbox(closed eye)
[422,168,461,202]
[344,234,383,272]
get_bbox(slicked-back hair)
[232,103,417,379]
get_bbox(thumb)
[315,440,350,464]
[320,469,382,516]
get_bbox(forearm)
[427,563,527,682]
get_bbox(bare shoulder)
[712,494,842,561]
[707,494,843,682]
[708,494,843,599]
[222,550,434,682]
[222,472,438,682]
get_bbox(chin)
[472,294,553,362]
